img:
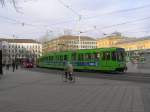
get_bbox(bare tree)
[0,0,22,12]
[0,0,15,7]
[0,0,5,6]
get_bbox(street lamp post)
[78,31,81,49]
[78,15,82,49]
[12,34,16,62]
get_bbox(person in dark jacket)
[15,61,18,70]
[12,60,15,72]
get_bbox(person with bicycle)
[64,61,73,81]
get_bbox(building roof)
[0,38,40,43]
[115,37,150,45]
[51,35,96,41]
[97,33,123,40]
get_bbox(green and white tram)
[37,47,127,72]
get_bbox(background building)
[96,33,150,62]
[114,37,150,51]
[97,33,126,48]
[43,35,97,54]
[0,38,42,63]
[0,40,9,65]
[114,37,150,58]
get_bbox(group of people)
[5,60,19,72]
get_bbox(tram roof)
[41,47,124,58]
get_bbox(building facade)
[0,40,9,65]
[97,33,126,48]
[43,35,97,54]
[0,38,42,63]
[114,37,150,58]
[97,34,150,59]
[114,37,150,51]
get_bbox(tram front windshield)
[112,51,125,61]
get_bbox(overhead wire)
[122,29,150,34]
[83,4,150,20]
[0,3,150,28]
[0,2,150,37]
[82,16,150,33]
[57,0,80,16]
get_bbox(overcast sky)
[0,0,150,40]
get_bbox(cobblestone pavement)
[0,68,149,112]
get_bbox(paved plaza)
[0,68,150,112]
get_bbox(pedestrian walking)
[12,60,15,72]
[15,61,18,70]
[6,64,10,70]
[6,60,10,70]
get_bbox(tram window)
[102,52,105,60]
[102,52,110,60]
[78,54,84,61]
[59,56,62,60]
[90,53,97,59]
[82,54,84,60]
[112,52,117,61]
[107,52,110,60]
[97,53,100,58]
[55,56,57,60]
[117,52,124,61]
[83,54,91,60]
[64,55,67,60]
[78,54,80,60]
[94,53,100,60]
[59,56,61,60]
[51,56,53,61]
[88,54,92,59]
[72,53,77,60]
[85,54,89,60]
[56,56,58,60]
[58,56,61,60]
[83,54,87,60]
[78,54,81,60]
[91,54,95,59]
[120,52,124,61]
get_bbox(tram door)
[101,51,111,69]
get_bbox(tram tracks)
[30,68,150,83]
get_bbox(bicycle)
[62,72,76,83]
